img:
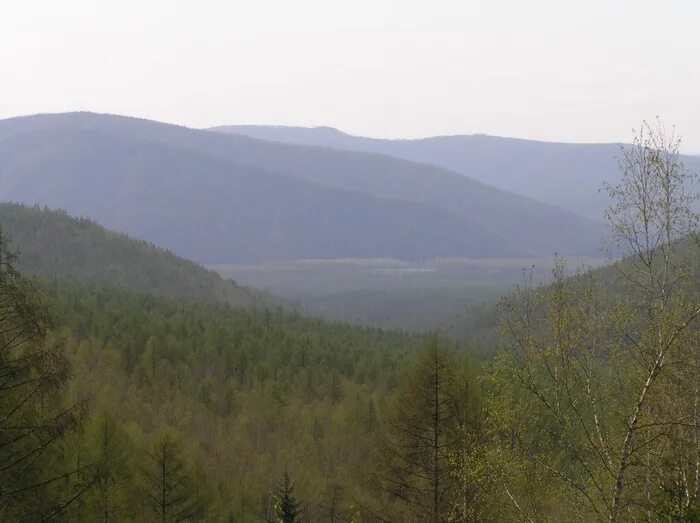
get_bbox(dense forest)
[0,203,277,309]
[1,121,699,522]
[2,259,428,521]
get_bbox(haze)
[4,2,700,520]
[2,0,700,150]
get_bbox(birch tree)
[502,119,700,521]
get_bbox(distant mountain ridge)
[212,125,700,221]
[0,112,606,262]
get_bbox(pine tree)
[272,470,302,523]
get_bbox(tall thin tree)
[0,231,90,520]
[272,469,302,523]
[372,337,467,522]
[142,434,200,522]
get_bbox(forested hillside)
[0,203,274,309]
[0,204,440,521]
[443,234,699,350]
[2,120,700,522]
[0,131,517,261]
[214,124,700,221]
[0,112,606,260]
[5,0,700,520]
[42,280,423,521]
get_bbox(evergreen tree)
[372,337,473,522]
[142,434,200,522]
[272,470,302,523]
[81,411,137,522]
[0,231,89,520]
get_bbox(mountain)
[441,233,700,355]
[0,112,606,262]
[0,127,515,262]
[212,125,700,221]
[0,203,275,309]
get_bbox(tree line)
[1,120,699,521]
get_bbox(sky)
[2,0,700,150]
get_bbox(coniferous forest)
[1,119,699,522]
[2,2,700,519]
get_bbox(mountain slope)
[441,234,700,355]
[0,112,606,260]
[212,125,700,221]
[0,129,517,261]
[0,203,275,308]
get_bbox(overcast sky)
[2,0,699,150]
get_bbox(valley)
[1,114,698,521]
[209,256,608,330]
[4,3,700,520]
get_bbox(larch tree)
[142,433,201,523]
[0,231,90,520]
[83,411,137,522]
[372,337,475,522]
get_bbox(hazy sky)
[2,0,699,149]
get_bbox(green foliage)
[5,117,700,522]
[75,410,138,521]
[0,202,274,309]
[143,433,202,522]
[0,232,89,521]
[489,121,700,522]
[272,470,302,523]
[368,338,487,522]
[35,279,422,521]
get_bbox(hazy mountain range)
[0,112,606,263]
[212,125,700,221]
